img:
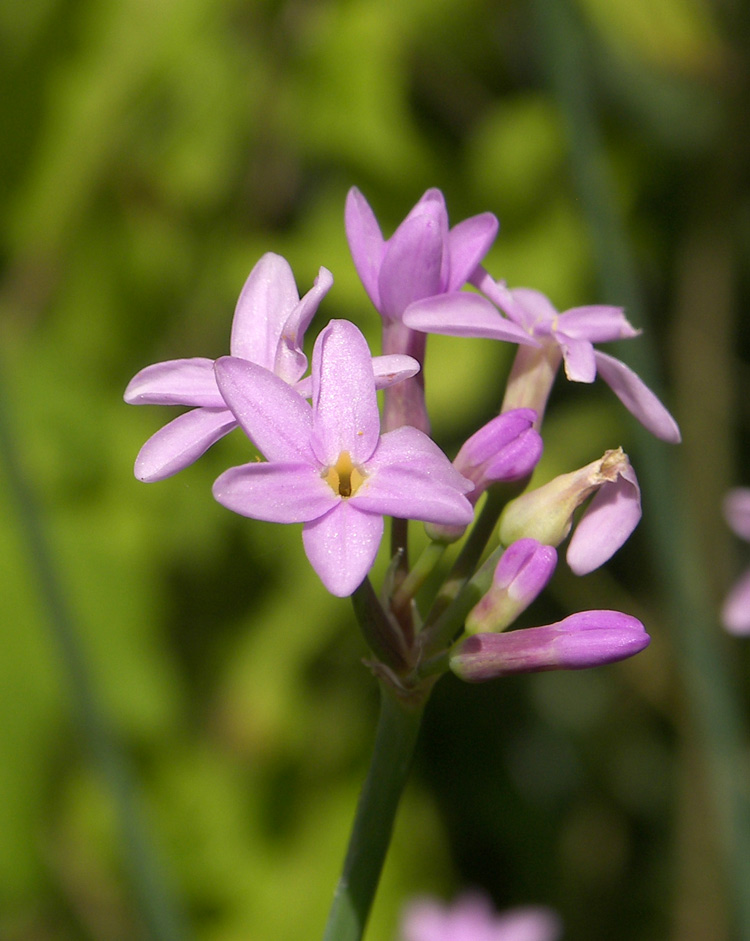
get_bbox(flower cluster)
[126,187,680,685]
[399,892,562,941]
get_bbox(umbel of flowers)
[125,188,679,940]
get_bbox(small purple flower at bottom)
[400,892,562,941]
[450,611,650,682]
[722,488,750,634]
[212,320,474,597]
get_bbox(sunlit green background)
[1,0,748,938]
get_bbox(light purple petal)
[371,354,421,388]
[494,539,558,599]
[214,356,315,463]
[354,426,474,525]
[378,206,446,319]
[403,292,539,346]
[401,894,562,941]
[134,407,237,482]
[273,266,334,385]
[493,907,563,941]
[724,488,750,542]
[557,305,640,342]
[310,320,380,465]
[302,502,384,597]
[455,410,542,490]
[124,358,225,407]
[508,287,558,332]
[212,462,336,523]
[229,253,300,366]
[345,187,385,310]
[446,212,499,291]
[722,568,750,635]
[567,461,641,575]
[593,350,681,443]
[554,332,596,383]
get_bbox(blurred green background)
[1,0,749,938]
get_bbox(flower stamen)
[323,451,366,497]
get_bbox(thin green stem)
[322,683,425,941]
[0,364,189,941]
[390,540,447,618]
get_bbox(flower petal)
[124,358,224,407]
[509,287,558,332]
[302,502,384,597]
[229,253,300,366]
[345,187,385,310]
[134,408,237,482]
[724,488,750,542]
[554,331,596,383]
[593,350,681,443]
[310,320,380,465]
[378,204,446,319]
[722,568,750,635]
[557,305,640,342]
[403,292,539,346]
[212,462,336,523]
[567,461,641,575]
[273,266,334,385]
[371,354,421,388]
[214,356,315,463]
[446,212,499,291]
[355,426,474,525]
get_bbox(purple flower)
[499,448,642,575]
[425,410,543,543]
[125,252,418,482]
[125,253,333,481]
[345,188,531,432]
[450,610,650,682]
[466,540,558,634]
[212,320,474,597]
[722,488,750,634]
[404,280,681,443]
[400,892,562,941]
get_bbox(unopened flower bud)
[425,409,542,543]
[498,448,641,573]
[450,610,650,682]
[466,539,557,634]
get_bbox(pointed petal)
[378,204,445,318]
[594,350,681,443]
[722,569,750,634]
[310,320,380,465]
[724,489,750,541]
[345,187,385,310]
[214,356,315,463]
[134,408,237,482]
[558,305,640,342]
[302,502,384,597]
[273,266,334,385]
[403,292,539,346]
[355,426,474,525]
[212,462,336,523]
[124,358,224,407]
[446,212,499,291]
[229,253,300,366]
[554,331,596,382]
[371,354,421,389]
[567,462,641,575]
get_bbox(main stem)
[322,683,425,941]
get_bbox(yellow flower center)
[322,451,367,498]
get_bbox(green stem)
[390,540,447,618]
[322,683,425,941]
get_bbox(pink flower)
[212,320,473,597]
[722,488,750,634]
[400,892,562,941]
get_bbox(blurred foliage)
[1,0,749,939]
